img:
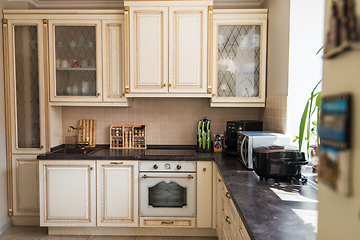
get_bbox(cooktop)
[144,149,196,156]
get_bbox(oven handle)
[141,174,194,179]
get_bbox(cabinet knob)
[90,167,94,171]
[163,83,167,88]
[169,83,172,87]
[97,93,101,96]
[212,93,216,97]
[40,145,44,149]
[203,168,206,172]
[225,216,231,224]
[226,192,231,199]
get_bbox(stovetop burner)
[144,149,196,156]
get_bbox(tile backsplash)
[260,95,287,134]
[62,98,261,145]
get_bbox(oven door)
[139,172,196,217]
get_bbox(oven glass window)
[149,181,187,208]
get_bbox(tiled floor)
[0,227,218,240]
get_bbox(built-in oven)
[139,161,196,217]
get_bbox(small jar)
[119,139,123,148]
[116,139,120,148]
[112,139,116,147]
[112,128,116,136]
[115,128,120,136]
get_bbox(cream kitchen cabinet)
[211,9,268,107]
[47,12,130,106]
[3,17,47,218]
[216,168,251,240]
[39,161,96,227]
[125,1,210,96]
[197,161,213,228]
[12,155,39,216]
[97,161,138,227]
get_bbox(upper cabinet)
[49,19,102,102]
[4,19,47,154]
[125,1,211,96]
[211,10,268,107]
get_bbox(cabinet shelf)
[56,67,96,71]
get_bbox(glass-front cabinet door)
[6,20,46,154]
[49,20,102,102]
[211,10,267,107]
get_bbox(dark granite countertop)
[37,146,317,240]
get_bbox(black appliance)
[223,120,262,155]
[253,145,308,182]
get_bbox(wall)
[261,0,290,97]
[287,0,325,146]
[259,96,287,134]
[0,1,12,235]
[62,98,261,145]
[317,0,360,239]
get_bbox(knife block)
[196,137,213,153]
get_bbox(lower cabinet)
[216,168,251,240]
[39,160,138,227]
[12,155,39,216]
[39,161,96,227]
[197,161,212,228]
[97,160,138,227]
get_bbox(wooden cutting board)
[78,119,96,147]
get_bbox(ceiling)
[13,0,265,9]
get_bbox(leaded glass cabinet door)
[49,20,102,102]
[7,20,46,154]
[211,10,267,107]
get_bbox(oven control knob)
[176,165,181,170]
[153,164,158,169]
[164,163,171,170]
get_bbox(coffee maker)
[223,120,263,155]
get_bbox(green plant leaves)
[299,100,309,152]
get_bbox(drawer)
[222,198,237,239]
[140,217,195,228]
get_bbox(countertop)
[37,146,317,240]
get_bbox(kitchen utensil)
[253,145,308,182]
[196,117,212,153]
[61,60,69,68]
[206,120,211,150]
[78,119,96,147]
[202,122,206,150]
[197,120,202,149]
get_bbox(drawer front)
[140,217,195,228]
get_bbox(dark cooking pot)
[253,145,308,180]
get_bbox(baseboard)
[49,227,217,237]
[11,216,40,226]
[0,220,12,234]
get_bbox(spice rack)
[109,123,146,149]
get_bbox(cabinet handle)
[212,93,216,97]
[226,192,231,199]
[40,145,44,149]
[90,167,94,171]
[161,221,174,225]
[97,93,101,96]
[110,162,123,164]
[203,168,206,172]
[225,216,231,224]
[218,178,222,182]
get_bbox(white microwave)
[237,131,290,169]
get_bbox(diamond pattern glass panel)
[15,26,40,148]
[55,26,96,96]
[217,25,261,98]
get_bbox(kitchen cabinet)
[39,161,96,227]
[96,161,138,227]
[3,17,47,218]
[211,9,268,107]
[216,168,251,240]
[49,19,103,102]
[197,161,212,228]
[12,155,39,216]
[125,1,210,96]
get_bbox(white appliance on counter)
[139,161,197,217]
[237,131,291,169]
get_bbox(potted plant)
[293,79,322,169]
